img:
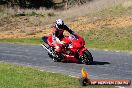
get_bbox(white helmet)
[55,19,64,29]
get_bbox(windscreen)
[68,34,78,40]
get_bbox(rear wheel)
[80,50,93,65]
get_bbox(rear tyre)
[81,50,93,65]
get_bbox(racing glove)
[56,37,64,44]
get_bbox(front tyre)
[48,51,63,62]
[53,52,63,62]
[81,50,93,65]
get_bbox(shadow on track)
[91,61,110,65]
[61,60,110,65]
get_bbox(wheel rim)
[81,54,89,64]
[54,52,63,61]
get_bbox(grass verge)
[0,26,131,51]
[0,63,115,88]
[90,4,132,18]
[79,26,132,51]
[0,38,42,45]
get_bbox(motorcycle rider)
[51,19,75,52]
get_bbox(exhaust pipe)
[41,44,52,54]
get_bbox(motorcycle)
[41,33,93,65]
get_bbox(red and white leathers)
[52,25,74,52]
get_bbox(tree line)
[0,0,54,8]
[0,0,93,9]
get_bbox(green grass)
[0,38,43,45]
[79,26,132,51]
[0,63,115,88]
[91,4,132,18]
[0,4,132,51]
[99,4,128,16]
[0,25,132,51]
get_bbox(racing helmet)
[55,19,64,29]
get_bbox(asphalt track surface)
[0,43,132,81]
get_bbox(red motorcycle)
[41,33,93,65]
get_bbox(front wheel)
[53,52,63,62]
[48,48,63,62]
[80,50,93,65]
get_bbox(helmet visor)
[57,24,63,29]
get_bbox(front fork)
[41,44,52,54]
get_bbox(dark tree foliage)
[19,0,26,8]
[28,0,54,9]
[66,0,93,6]
[0,0,93,9]
[0,0,7,5]
[0,0,55,9]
